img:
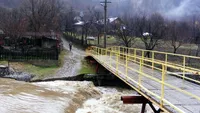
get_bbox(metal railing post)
[119,46,121,60]
[95,47,97,55]
[105,48,107,56]
[116,49,119,74]
[152,52,154,70]
[110,49,112,66]
[165,53,168,79]
[161,64,166,107]
[134,49,136,62]
[139,58,143,90]
[126,52,128,81]
[142,50,144,64]
[128,48,130,61]
[122,47,124,60]
[183,56,186,79]
[97,47,99,56]
[182,56,186,85]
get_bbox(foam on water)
[0,79,100,113]
[76,87,143,113]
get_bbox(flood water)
[0,79,99,113]
[0,38,153,113]
[0,78,148,113]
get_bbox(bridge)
[86,46,200,113]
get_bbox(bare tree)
[93,10,103,45]
[79,6,96,45]
[115,15,135,47]
[192,16,200,56]
[21,0,63,32]
[135,13,166,57]
[0,7,28,39]
[65,7,76,36]
[166,21,192,53]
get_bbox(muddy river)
[0,78,146,113]
[0,38,153,113]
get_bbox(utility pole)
[100,0,111,48]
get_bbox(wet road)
[53,37,85,78]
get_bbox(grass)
[64,32,117,47]
[79,59,95,75]
[1,50,67,80]
[22,64,58,79]
[58,50,67,67]
[0,61,8,65]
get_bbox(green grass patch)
[8,50,67,80]
[58,50,67,67]
[30,50,67,79]
[79,60,95,74]
[0,60,8,65]
[24,64,58,79]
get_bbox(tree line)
[0,0,64,40]
[1,0,200,56]
[65,7,200,56]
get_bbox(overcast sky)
[0,0,200,19]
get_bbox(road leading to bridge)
[52,37,85,78]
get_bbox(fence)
[0,49,58,60]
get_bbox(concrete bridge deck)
[86,46,200,113]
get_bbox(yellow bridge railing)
[86,46,200,113]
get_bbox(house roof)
[74,21,85,26]
[96,17,121,25]
[143,32,152,36]
[108,17,119,23]
[87,36,96,40]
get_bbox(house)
[108,17,123,25]
[21,32,61,49]
[74,21,85,33]
[96,17,123,26]
[96,17,123,35]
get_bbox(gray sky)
[1,0,200,19]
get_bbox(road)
[53,37,85,78]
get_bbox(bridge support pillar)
[121,96,162,113]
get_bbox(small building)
[21,32,60,49]
[96,17,123,35]
[74,21,85,33]
[96,17,123,26]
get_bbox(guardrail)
[86,46,200,113]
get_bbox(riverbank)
[0,49,66,80]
